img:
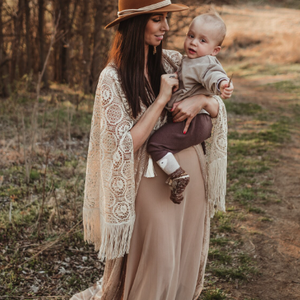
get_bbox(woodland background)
[2,0,299,97]
[1,0,300,299]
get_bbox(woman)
[71,0,227,299]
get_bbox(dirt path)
[221,4,300,64]
[228,77,300,300]
[210,5,300,299]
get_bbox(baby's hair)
[191,11,227,46]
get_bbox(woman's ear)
[211,46,221,56]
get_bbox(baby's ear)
[212,46,221,56]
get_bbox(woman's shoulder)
[99,64,120,83]
[95,64,125,102]
[162,49,183,73]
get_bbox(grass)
[259,217,273,222]
[209,249,233,264]
[248,206,265,214]
[223,98,292,209]
[269,80,300,93]
[200,288,227,300]
[0,84,100,297]
[224,101,262,116]
[210,265,256,280]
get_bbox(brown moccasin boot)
[165,167,190,204]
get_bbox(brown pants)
[147,113,213,162]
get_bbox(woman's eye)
[152,18,160,22]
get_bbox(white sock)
[157,152,180,175]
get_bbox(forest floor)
[1,3,300,300]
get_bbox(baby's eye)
[188,34,194,38]
[200,39,206,43]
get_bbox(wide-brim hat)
[105,0,189,29]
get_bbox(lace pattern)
[206,96,228,217]
[83,50,182,261]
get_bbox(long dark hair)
[107,14,166,118]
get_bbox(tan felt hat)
[105,0,189,29]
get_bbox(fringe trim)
[83,207,102,252]
[144,155,157,178]
[207,156,227,218]
[83,207,135,261]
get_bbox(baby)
[147,12,233,204]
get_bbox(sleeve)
[83,66,136,260]
[205,96,228,218]
[193,57,229,95]
[162,49,183,73]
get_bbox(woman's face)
[144,13,169,47]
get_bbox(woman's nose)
[161,18,169,31]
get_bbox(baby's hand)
[220,80,234,99]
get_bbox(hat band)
[117,0,172,17]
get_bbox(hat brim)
[105,4,189,29]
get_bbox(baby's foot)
[166,167,190,204]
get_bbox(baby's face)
[184,18,221,59]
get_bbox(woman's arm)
[130,99,165,152]
[171,95,219,134]
[131,73,179,153]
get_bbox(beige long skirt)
[70,146,210,300]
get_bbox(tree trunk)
[61,1,69,84]
[38,0,48,87]
[53,1,61,82]
[0,0,9,96]
[18,0,25,78]
[10,0,24,83]
[24,0,32,75]
[53,0,72,84]
[91,0,117,93]
[82,0,91,94]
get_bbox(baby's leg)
[148,114,212,161]
[147,114,212,203]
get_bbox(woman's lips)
[155,35,164,41]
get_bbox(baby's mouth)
[188,48,196,54]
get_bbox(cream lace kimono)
[74,49,227,299]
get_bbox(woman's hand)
[130,73,178,152]
[171,95,219,134]
[156,73,179,106]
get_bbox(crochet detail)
[83,50,182,260]
[205,96,228,218]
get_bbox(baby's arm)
[194,56,234,98]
